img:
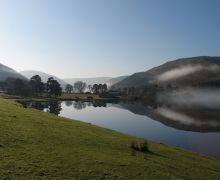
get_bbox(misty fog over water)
[157,87,220,108]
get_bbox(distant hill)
[113,56,220,89]
[106,76,128,87]
[112,72,154,89]
[63,77,112,86]
[63,76,128,87]
[20,72,127,89]
[0,63,26,81]
[20,70,67,89]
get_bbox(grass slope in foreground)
[0,99,220,179]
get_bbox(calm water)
[20,98,220,158]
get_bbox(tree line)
[0,75,109,97]
[65,81,108,94]
[0,75,62,97]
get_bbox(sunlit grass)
[0,98,219,179]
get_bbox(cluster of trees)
[1,78,31,96]
[116,85,158,97]
[65,81,86,93]
[0,76,110,97]
[90,84,107,94]
[65,81,108,94]
[0,75,62,97]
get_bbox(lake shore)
[0,98,220,179]
[0,92,130,102]
[0,93,132,101]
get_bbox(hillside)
[113,56,220,89]
[0,63,26,81]
[0,98,219,179]
[20,70,67,89]
[112,72,154,89]
[106,76,128,87]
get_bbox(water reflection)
[151,106,220,132]
[65,101,73,107]
[18,95,220,158]
[46,101,62,115]
[73,101,86,110]
[153,88,220,132]
[20,101,62,115]
[19,99,220,132]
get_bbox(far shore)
[0,92,130,102]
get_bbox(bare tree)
[65,84,73,93]
[87,84,92,93]
[73,81,86,93]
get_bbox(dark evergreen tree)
[46,77,62,97]
[29,75,45,96]
[92,84,99,94]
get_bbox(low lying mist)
[157,87,220,109]
[157,64,220,82]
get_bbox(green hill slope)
[114,56,220,88]
[0,99,219,179]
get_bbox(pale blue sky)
[0,0,220,78]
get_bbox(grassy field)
[0,98,220,179]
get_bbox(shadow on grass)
[130,141,169,159]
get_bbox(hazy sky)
[0,0,220,78]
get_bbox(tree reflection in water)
[65,101,73,107]
[73,101,86,110]
[18,99,220,132]
[46,101,62,115]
